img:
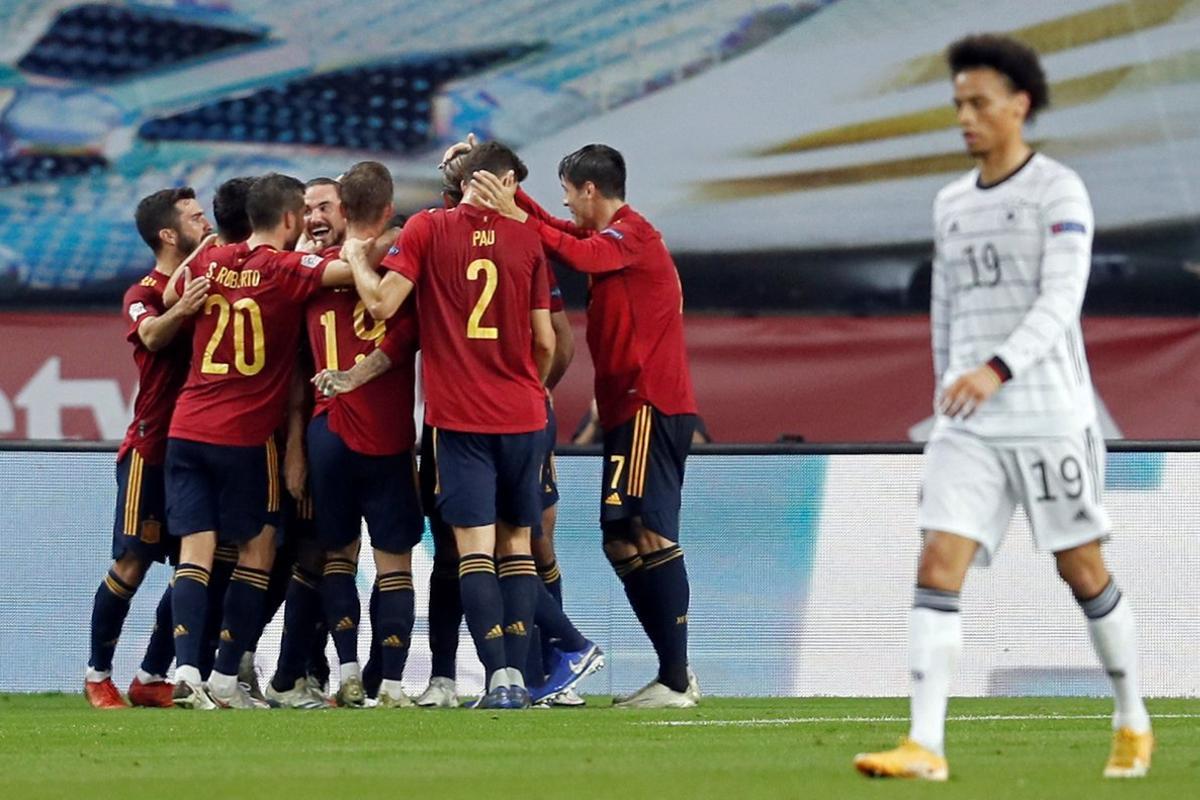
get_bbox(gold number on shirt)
[319,302,388,370]
[609,454,626,491]
[466,258,499,340]
[201,296,265,376]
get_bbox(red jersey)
[169,242,331,446]
[306,247,419,455]
[381,203,549,434]
[118,271,193,465]
[516,189,696,430]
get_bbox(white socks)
[175,665,203,686]
[208,670,237,695]
[136,668,164,684]
[908,603,962,756]
[379,679,405,699]
[339,662,362,683]
[85,667,111,683]
[487,668,524,692]
[1084,591,1151,733]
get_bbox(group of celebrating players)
[84,137,699,713]
[81,30,1155,780]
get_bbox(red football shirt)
[381,203,549,434]
[515,189,697,430]
[306,248,419,455]
[169,242,331,446]
[118,270,193,465]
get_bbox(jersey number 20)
[201,296,264,377]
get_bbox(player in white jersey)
[854,35,1152,782]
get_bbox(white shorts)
[917,426,1110,565]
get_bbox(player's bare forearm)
[312,348,392,398]
[546,310,574,390]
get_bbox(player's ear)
[159,227,177,250]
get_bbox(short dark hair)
[387,212,408,229]
[558,144,625,200]
[457,141,528,187]
[246,173,305,231]
[339,161,393,225]
[947,34,1049,120]
[305,176,341,195]
[212,176,254,243]
[135,187,196,254]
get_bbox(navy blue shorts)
[165,437,282,544]
[281,490,316,546]
[540,401,559,511]
[308,413,423,554]
[428,426,544,529]
[600,405,695,541]
[111,451,177,564]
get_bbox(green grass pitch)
[1,695,1196,799]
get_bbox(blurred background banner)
[2,448,1196,696]
[0,0,1196,442]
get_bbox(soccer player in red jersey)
[473,143,700,707]
[345,142,556,709]
[85,188,212,710]
[420,150,602,707]
[164,173,355,709]
[289,162,423,710]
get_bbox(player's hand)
[471,170,526,222]
[296,230,317,253]
[341,237,370,265]
[937,364,1003,419]
[312,369,356,398]
[284,445,307,503]
[439,132,477,169]
[175,272,210,316]
[179,233,217,270]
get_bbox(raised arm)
[471,171,627,274]
[344,236,414,320]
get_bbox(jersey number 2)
[201,296,264,376]
[466,258,498,340]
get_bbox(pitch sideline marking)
[642,712,1200,728]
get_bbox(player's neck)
[152,252,183,278]
[589,198,626,231]
[977,138,1032,186]
[245,228,288,252]
[345,224,382,241]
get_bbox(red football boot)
[128,676,175,708]
[84,678,127,709]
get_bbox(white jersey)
[931,153,1096,439]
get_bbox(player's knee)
[495,525,532,557]
[111,553,149,587]
[373,547,411,574]
[916,535,972,592]
[1054,542,1109,599]
[531,532,555,566]
[238,527,277,571]
[326,540,360,564]
[602,521,637,562]
[629,517,672,554]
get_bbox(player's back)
[306,244,419,455]
[171,242,329,446]
[400,204,548,434]
[932,153,1096,438]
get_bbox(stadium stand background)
[0,0,1197,442]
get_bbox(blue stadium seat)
[18,3,264,82]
